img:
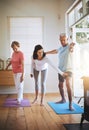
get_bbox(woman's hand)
[5,61,11,70]
[30,74,33,78]
[20,75,24,82]
[5,66,8,70]
[62,73,68,77]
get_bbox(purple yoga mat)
[3,98,30,107]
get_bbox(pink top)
[11,51,24,73]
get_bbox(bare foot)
[69,104,74,111]
[17,100,21,105]
[31,98,38,104]
[40,102,44,106]
[55,99,66,104]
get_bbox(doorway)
[72,15,89,97]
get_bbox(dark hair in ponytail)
[33,44,46,59]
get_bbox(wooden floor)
[0,93,84,130]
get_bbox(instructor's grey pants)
[33,69,48,94]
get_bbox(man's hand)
[69,42,75,52]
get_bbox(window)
[75,1,83,21]
[86,0,89,14]
[68,1,83,27]
[8,17,43,64]
[66,0,89,97]
[68,10,75,27]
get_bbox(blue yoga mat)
[48,102,84,114]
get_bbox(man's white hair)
[60,33,68,38]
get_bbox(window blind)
[9,17,43,64]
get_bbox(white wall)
[0,0,74,94]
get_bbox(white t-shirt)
[31,56,63,75]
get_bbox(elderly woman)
[6,41,24,104]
